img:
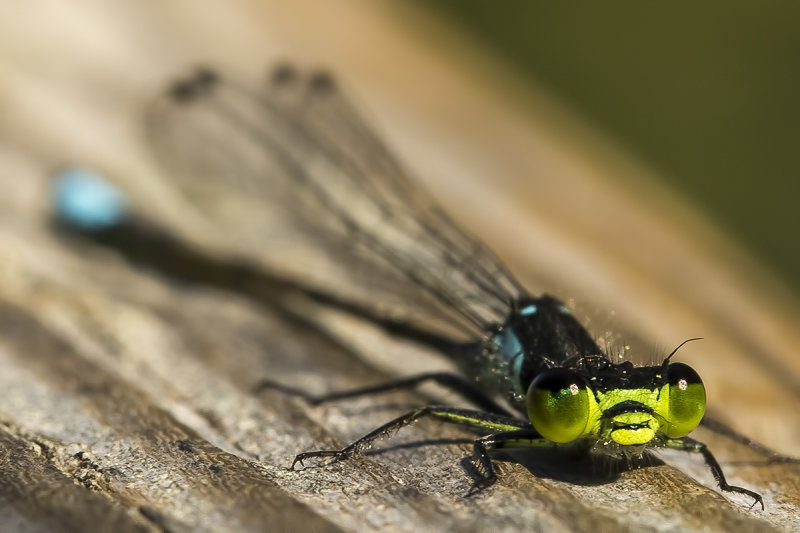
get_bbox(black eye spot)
[667,362,702,388]
[531,369,587,395]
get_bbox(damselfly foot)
[290,450,349,470]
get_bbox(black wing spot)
[308,70,337,94]
[270,63,299,86]
[169,67,218,103]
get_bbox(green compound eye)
[662,362,706,438]
[527,369,591,443]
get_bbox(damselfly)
[54,65,798,509]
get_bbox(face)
[525,362,706,446]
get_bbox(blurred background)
[430,1,800,296]
[0,2,798,530]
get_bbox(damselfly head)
[526,360,707,448]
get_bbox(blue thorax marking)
[493,327,525,387]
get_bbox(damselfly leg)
[664,436,765,509]
[255,371,513,415]
[289,405,539,491]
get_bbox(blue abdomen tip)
[53,168,126,230]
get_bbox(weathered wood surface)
[0,2,799,532]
